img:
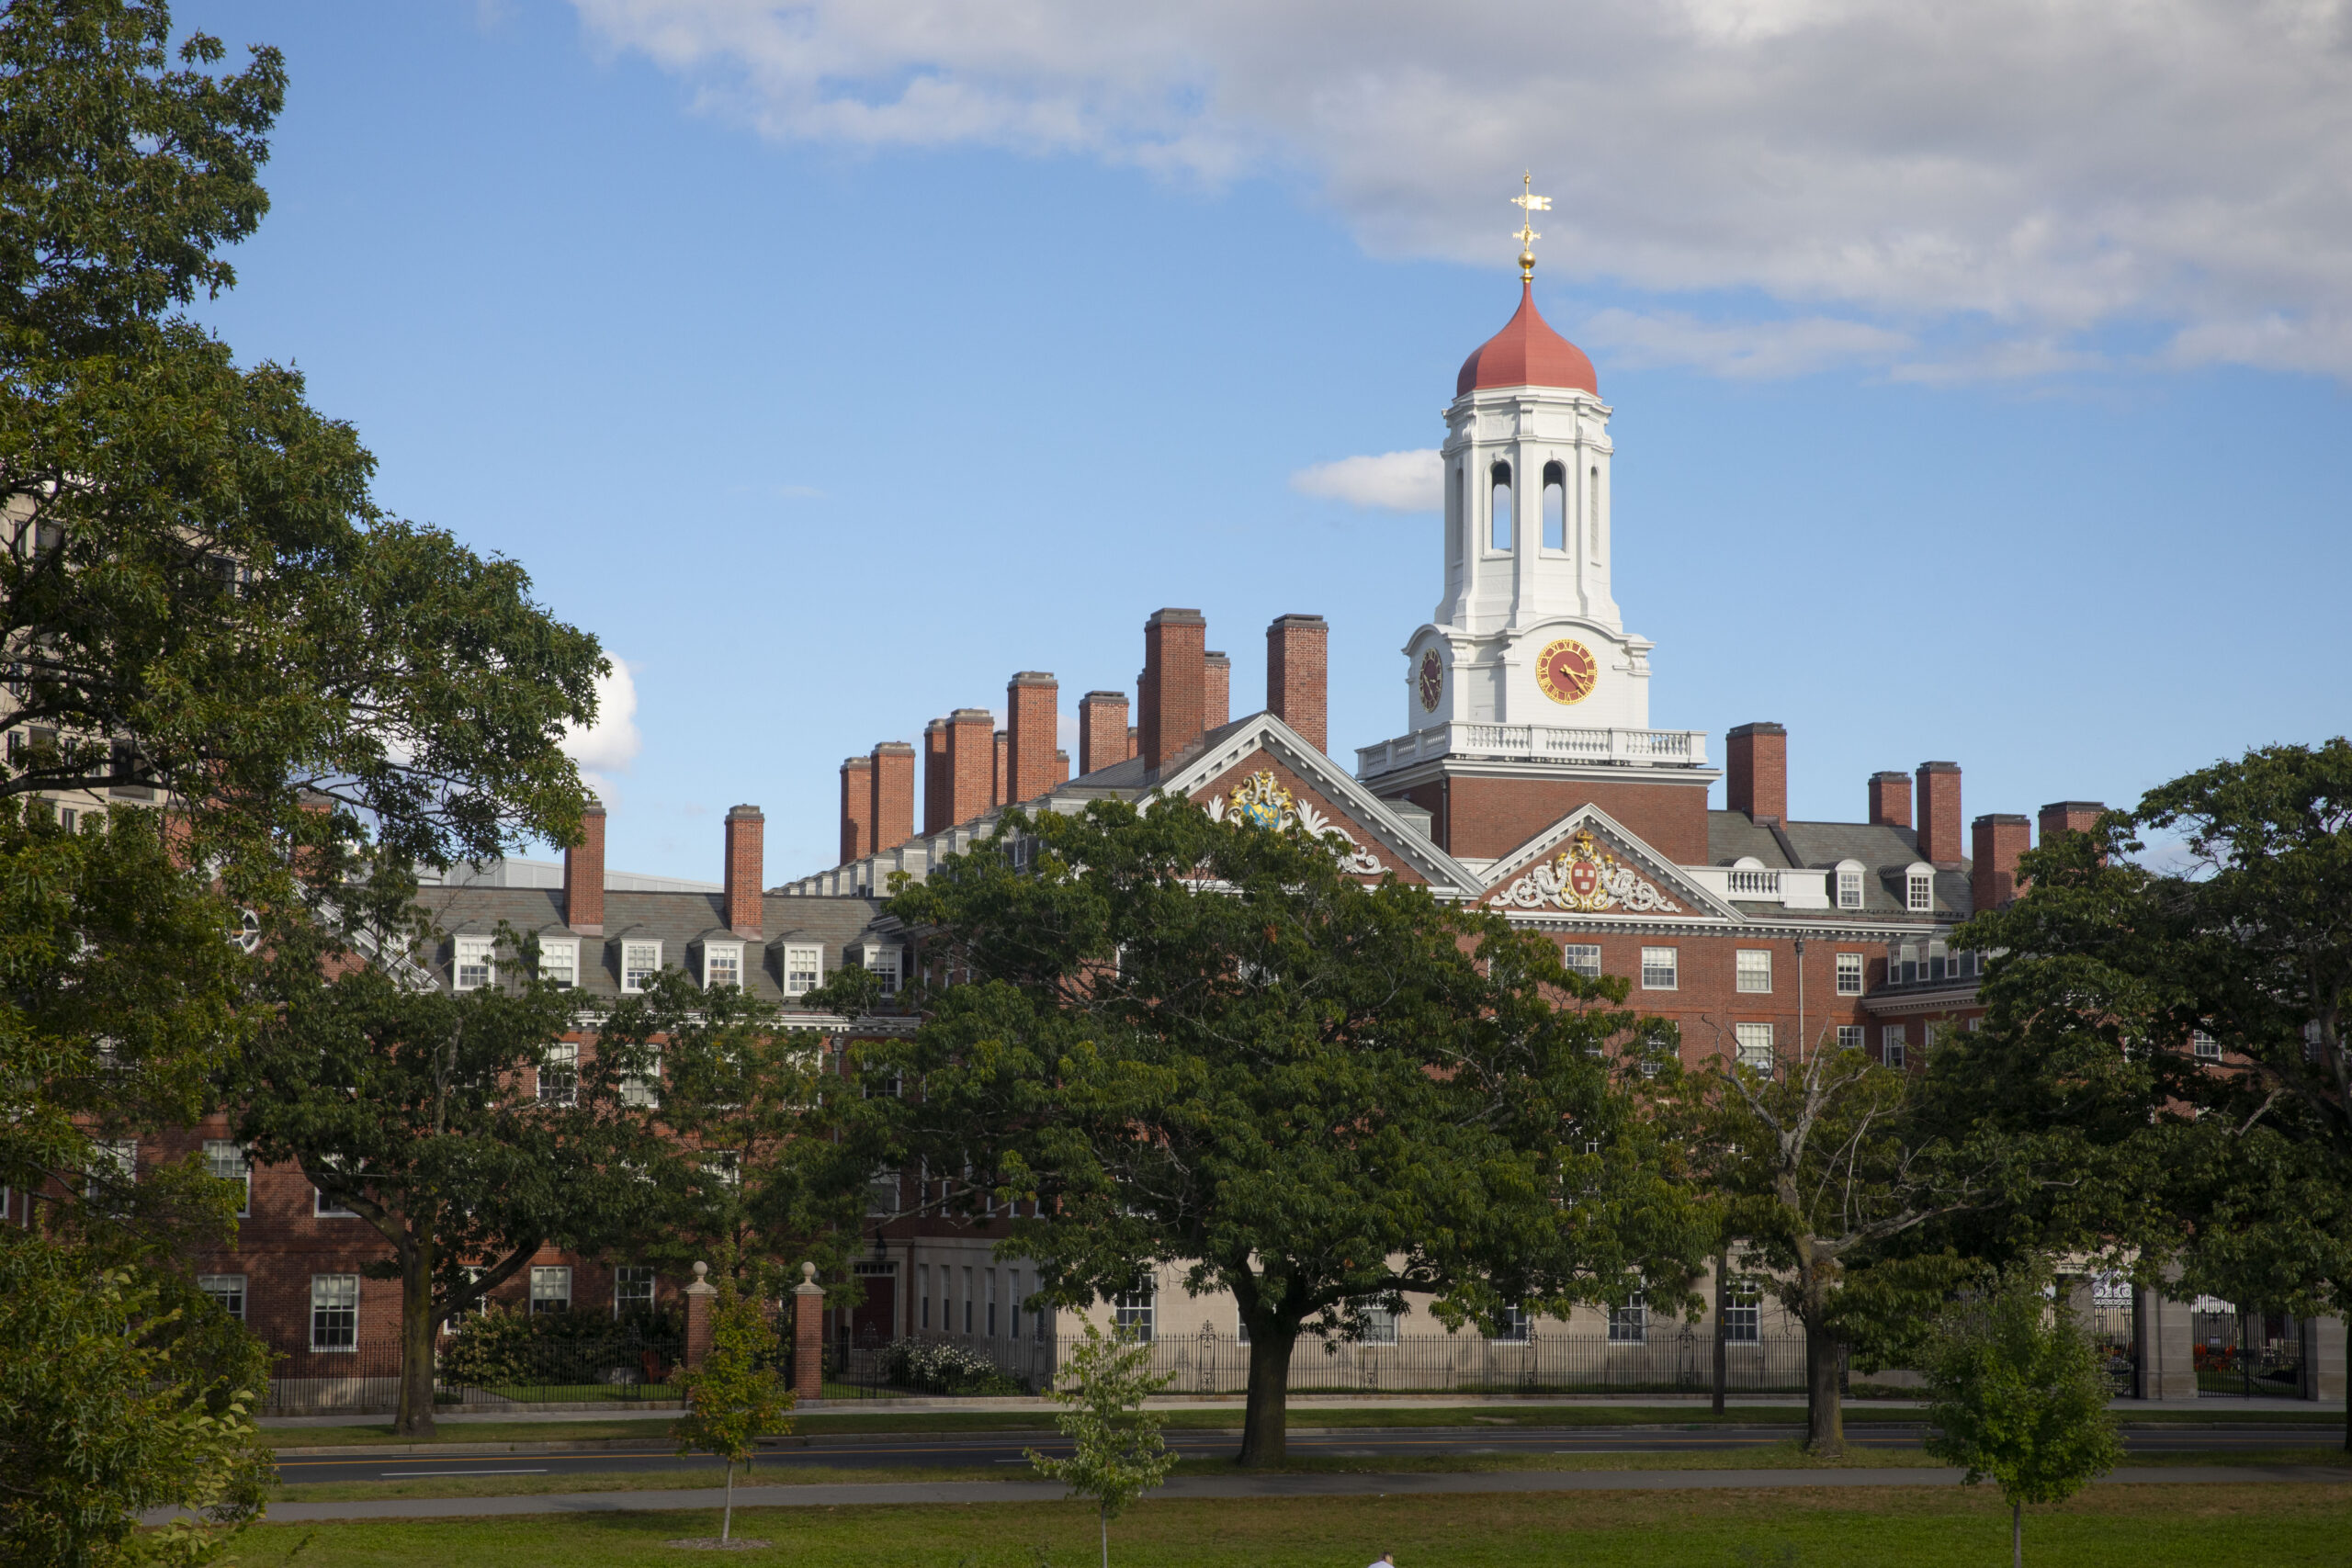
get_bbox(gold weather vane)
[1511,172,1551,281]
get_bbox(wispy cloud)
[1577,309,1912,379]
[1290,448,1441,512]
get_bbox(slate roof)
[413,885,888,1007]
[1706,809,1973,920]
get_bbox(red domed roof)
[1455,281,1597,397]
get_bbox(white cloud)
[1290,448,1442,512]
[562,658,643,788]
[573,0,2352,378]
[1577,309,1912,379]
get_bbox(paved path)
[230,1463,2346,1524]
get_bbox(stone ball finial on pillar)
[683,1261,718,1370]
[791,1261,826,1403]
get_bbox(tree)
[1954,739,2352,1450]
[1921,1265,2123,1568]
[672,1256,794,1546]
[880,796,1706,1467]
[1025,1323,1176,1568]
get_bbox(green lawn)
[230,1486,2352,1567]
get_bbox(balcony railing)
[1358,723,1710,780]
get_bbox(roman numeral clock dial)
[1536,638,1599,705]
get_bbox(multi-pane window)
[1640,947,1679,989]
[866,1167,901,1216]
[198,1274,247,1322]
[963,1267,976,1334]
[1561,943,1601,979]
[1735,1023,1774,1070]
[1736,950,1772,994]
[2308,1021,2327,1063]
[622,941,662,992]
[784,946,823,996]
[203,1139,251,1216]
[1114,1288,1156,1343]
[1722,1286,1760,1344]
[87,1139,136,1200]
[1836,1025,1865,1051]
[2191,1030,2222,1061]
[704,1150,741,1190]
[703,943,741,989]
[1906,871,1934,912]
[864,947,902,997]
[1882,1025,1907,1069]
[454,935,496,991]
[311,1274,359,1350]
[1835,953,1864,996]
[614,1266,655,1317]
[529,1266,572,1314]
[919,1264,932,1329]
[1488,1304,1532,1343]
[1608,1292,1647,1344]
[1837,867,1863,909]
[1359,1303,1399,1344]
[537,939,578,988]
[538,1040,578,1105]
[314,1177,356,1217]
[620,1049,661,1110]
[986,1268,1000,1337]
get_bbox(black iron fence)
[820,1324,1815,1400]
[258,1327,684,1416]
[2189,1306,2303,1398]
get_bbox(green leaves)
[1026,1323,1175,1526]
[1922,1265,2123,1509]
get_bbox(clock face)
[1417,649,1444,712]
[1535,638,1600,705]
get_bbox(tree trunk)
[2011,1498,2022,1568]
[722,1459,734,1543]
[393,1232,437,1438]
[1804,1314,1844,1458]
[1711,1247,1728,1416]
[1100,1499,1109,1568]
[1236,1329,1297,1468]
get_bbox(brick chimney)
[1725,722,1787,824]
[1079,691,1129,777]
[992,729,1010,807]
[564,797,605,935]
[1970,814,2030,912]
[723,804,764,938]
[922,718,950,836]
[2039,800,2105,841]
[1204,651,1230,730]
[1917,761,1962,864]
[839,756,873,864]
[1055,749,1070,785]
[945,709,995,826]
[1125,725,1137,761]
[1007,672,1059,804]
[1868,771,1913,830]
[1140,608,1207,772]
[870,741,915,852]
[1266,614,1329,753]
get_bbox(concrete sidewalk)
[219,1463,2348,1524]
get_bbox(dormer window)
[858,944,902,998]
[701,942,742,990]
[454,935,496,991]
[1835,861,1865,910]
[537,938,577,989]
[620,940,662,992]
[783,944,823,997]
[1905,863,1935,913]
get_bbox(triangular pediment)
[1478,803,1739,921]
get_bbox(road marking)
[379,1468,548,1477]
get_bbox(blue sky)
[182,1,2352,883]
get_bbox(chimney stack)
[992,729,1010,807]
[1725,722,1788,824]
[1204,651,1231,730]
[922,719,951,836]
[1007,672,1059,805]
[2039,800,2105,842]
[839,756,873,864]
[1266,614,1329,754]
[1868,771,1913,829]
[945,709,995,827]
[1140,608,1207,772]
[1125,726,1137,761]
[1917,761,1963,864]
[870,741,916,852]
[1971,813,2030,913]
[724,804,764,938]
[564,797,605,935]
[1079,691,1130,778]
[1055,749,1070,785]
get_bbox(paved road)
[270,1423,2336,1487]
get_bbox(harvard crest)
[1496,829,1679,914]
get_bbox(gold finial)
[1511,171,1552,281]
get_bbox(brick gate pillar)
[683,1261,717,1370]
[792,1261,826,1402]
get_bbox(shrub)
[883,1337,1025,1394]
[439,1304,681,1388]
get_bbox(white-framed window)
[1561,943,1601,979]
[1114,1287,1156,1343]
[704,1149,742,1191]
[86,1138,136,1200]
[314,1181,357,1217]
[1836,1025,1865,1051]
[1735,1023,1774,1070]
[614,1266,654,1317]
[866,1166,901,1216]
[986,1268,1000,1337]
[1722,1285,1759,1344]
[203,1139,251,1216]
[1905,865,1935,913]
[311,1274,359,1350]
[1358,1303,1399,1345]
[621,940,662,992]
[2191,1030,2222,1061]
[1835,953,1864,996]
[529,1265,572,1314]
[198,1273,247,1322]
[1736,950,1772,994]
[2307,1021,2326,1063]
[1836,861,1864,910]
[701,942,742,990]
[538,1040,578,1105]
[619,1049,661,1110]
[963,1266,975,1334]
[1488,1304,1532,1343]
[1609,1292,1647,1344]
[784,944,823,996]
[453,934,496,991]
[919,1263,931,1329]
[537,938,578,989]
[1967,1016,1984,1032]
[1882,1025,1906,1069]
[862,945,902,997]
[1640,946,1679,990]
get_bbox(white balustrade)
[1358,723,1712,779]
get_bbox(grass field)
[230,1486,2352,1567]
